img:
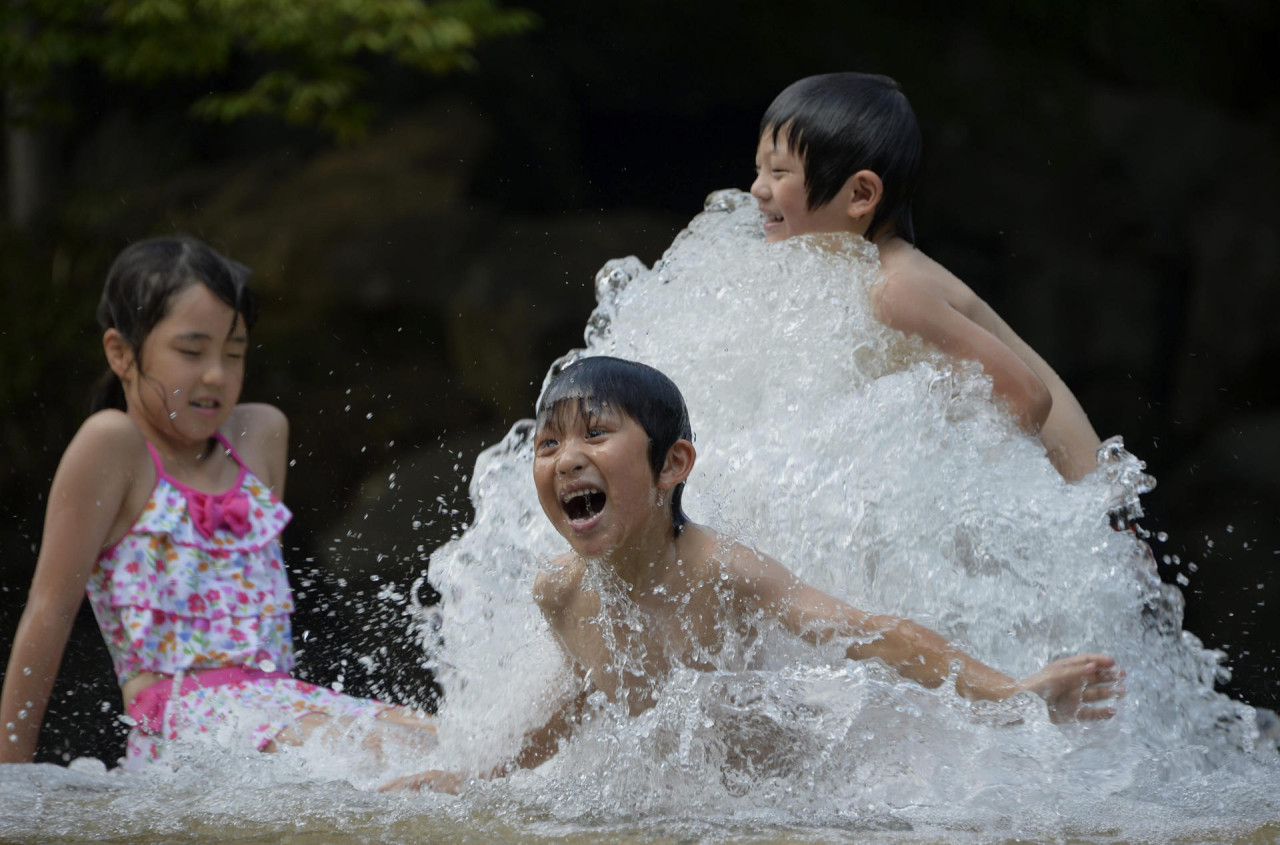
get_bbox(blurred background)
[2,0,1277,764]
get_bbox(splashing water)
[416,190,1279,839]
[4,190,1278,843]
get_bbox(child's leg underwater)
[269,706,439,762]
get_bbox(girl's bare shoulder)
[226,402,288,441]
[71,409,149,467]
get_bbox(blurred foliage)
[0,0,536,138]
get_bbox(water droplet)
[16,709,27,720]
[6,734,16,743]
[169,411,178,419]
[21,667,31,676]
[366,412,373,420]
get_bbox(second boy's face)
[533,402,665,560]
[751,128,861,242]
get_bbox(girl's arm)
[727,544,1122,721]
[0,413,141,763]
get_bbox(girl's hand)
[1017,653,1126,723]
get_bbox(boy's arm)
[727,544,1121,721]
[380,566,590,793]
[378,686,589,794]
[874,272,1052,433]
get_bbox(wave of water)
[4,190,1277,843]
[417,189,1280,839]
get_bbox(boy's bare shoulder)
[878,239,968,295]
[533,553,586,616]
[680,524,779,582]
[874,237,984,324]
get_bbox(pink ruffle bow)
[185,488,251,539]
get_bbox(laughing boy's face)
[751,125,861,242]
[533,401,663,559]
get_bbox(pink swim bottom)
[123,666,395,770]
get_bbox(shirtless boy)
[385,356,1123,792]
[752,72,1102,480]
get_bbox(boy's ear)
[103,329,135,379]
[657,438,696,491]
[844,169,884,231]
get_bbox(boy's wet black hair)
[92,236,257,413]
[537,356,693,535]
[761,72,922,244]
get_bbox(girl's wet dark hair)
[761,72,922,244]
[91,236,257,413]
[537,356,693,535]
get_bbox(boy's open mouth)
[561,487,606,523]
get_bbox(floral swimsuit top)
[86,433,295,688]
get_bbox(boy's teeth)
[562,488,606,521]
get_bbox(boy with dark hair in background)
[752,72,1102,481]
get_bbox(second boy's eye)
[586,428,606,439]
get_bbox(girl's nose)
[202,361,224,386]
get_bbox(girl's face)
[119,283,247,451]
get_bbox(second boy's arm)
[874,272,1052,433]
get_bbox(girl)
[1,236,436,770]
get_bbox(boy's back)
[875,239,1102,480]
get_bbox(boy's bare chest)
[554,586,730,713]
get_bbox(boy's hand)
[378,769,466,794]
[1016,653,1126,723]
